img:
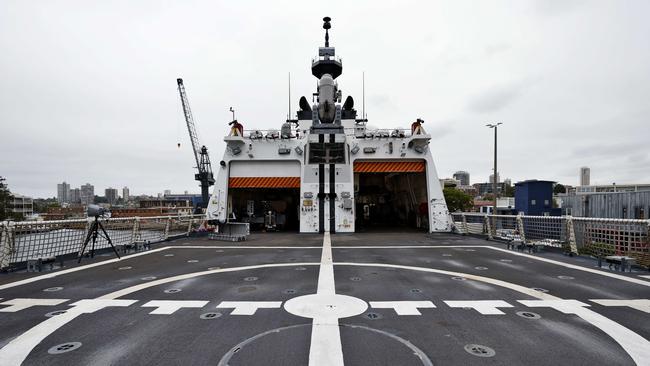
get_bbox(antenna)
[288,72,291,120]
[229,106,235,120]
[362,71,366,119]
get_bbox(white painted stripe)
[590,299,650,314]
[97,262,319,300]
[0,247,170,291]
[0,298,69,312]
[0,299,136,366]
[216,301,282,315]
[519,300,650,365]
[309,232,344,366]
[141,300,208,314]
[639,275,650,279]
[168,246,323,249]
[167,245,483,249]
[444,300,513,315]
[486,246,650,287]
[369,301,435,315]
[335,262,560,300]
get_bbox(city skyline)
[2,1,649,198]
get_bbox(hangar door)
[354,161,428,231]
[229,161,301,231]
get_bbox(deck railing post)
[164,217,171,240]
[516,214,526,244]
[461,214,468,235]
[0,223,13,270]
[131,217,140,244]
[566,216,578,255]
[485,215,493,240]
[187,216,194,236]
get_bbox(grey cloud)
[467,83,527,113]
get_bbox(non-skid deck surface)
[0,233,648,365]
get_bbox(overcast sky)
[1,0,649,198]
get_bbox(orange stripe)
[353,161,425,173]
[229,177,300,188]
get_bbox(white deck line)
[309,232,344,366]
[0,247,170,291]
[485,246,650,287]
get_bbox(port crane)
[176,78,215,208]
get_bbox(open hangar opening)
[227,161,301,232]
[353,160,429,231]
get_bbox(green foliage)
[553,183,566,194]
[505,182,515,197]
[443,188,473,212]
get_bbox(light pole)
[486,123,502,215]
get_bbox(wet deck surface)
[0,233,649,365]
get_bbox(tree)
[553,183,566,194]
[0,176,10,221]
[443,188,473,212]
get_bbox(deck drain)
[187,260,198,263]
[45,310,67,317]
[283,289,297,294]
[243,276,258,282]
[474,266,488,270]
[294,267,307,271]
[48,342,82,354]
[410,288,422,293]
[442,254,452,257]
[464,344,495,357]
[164,289,182,294]
[557,275,574,280]
[118,266,132,270]
[215,249,224,253]
[516,311,541,319]
[500,259,513,262]
[207,267,221,270]
[531,287,549,293]
[365,312,383,320]
[141,276,157,281]
[200,312,223,320]
[451,276,467,281]
[43,287,63,292]
[350,277,362,282]
[464,249,476,252]
[288,258,297,262]
[164,253,174,257]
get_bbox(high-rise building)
[453,171,470,186]
[105,187,118,205]
[122,187,130,202]
[57,182,70,203]
[164,189,172,196]
[80,183,94,205]
[69,188,81,204]
[580,167,590,186]
[489,173,500,184]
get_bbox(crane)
[176,78,215,208]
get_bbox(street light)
[486,123,503,215]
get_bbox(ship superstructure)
[207,17,451,233]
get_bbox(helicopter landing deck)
[0,233,648,366]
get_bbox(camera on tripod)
[78,205,120,263]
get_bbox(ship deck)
[1,232,649,365]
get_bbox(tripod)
[78,216,121,263]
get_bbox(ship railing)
[450,213,650,268]
[240,129,304,140]
[0,214,206,271]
